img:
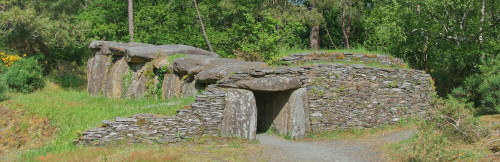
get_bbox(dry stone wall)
[214,64,433,131]
[76,86,226,145]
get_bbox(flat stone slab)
[124,44,219,63]
[195,62,267,83]
[88,41,219,63]
[236,77,302,91]
[115,117,138,122]
[173,56,247,75]
[89,41,151,55]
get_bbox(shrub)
[0,51,23,67]
[50,61,86,89]
[0,78,7,101]
[452,55,500,114]
[399,97,489,161]
[1,57,45,93]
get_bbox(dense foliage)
[453,54,500,113]
[1,57,45,93]
[0,0,498,108]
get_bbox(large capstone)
[173,56,247,75]
[195,61,266,83]
[124,44,219,63]
[236,77,302,91]
[89,41,151,55]
[220,89,257,140]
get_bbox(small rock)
[115,117,138,122]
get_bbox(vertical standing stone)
[87,54,110,96]
[162,73,181,99]
[103,57,130,98]
[288,88,310,139]
[221,89,257,140]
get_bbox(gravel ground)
[257,129,416,162]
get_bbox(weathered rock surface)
[287,88,310,139]
[221,89,257,140]
[124,44,219,63]
[236,77,302,91]
[253,88,309,139]
[103,57,129,98]
[123,63,151,98]
[195,61,266,83]
[152,57,171,69]
[89,41,151,55]
[87,55,110,96]
[162,73,182,99]
[173,56,246,75]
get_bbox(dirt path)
[257,129,416,162]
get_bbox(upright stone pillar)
[220,89,257,140]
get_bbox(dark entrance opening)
[253,90,294,134]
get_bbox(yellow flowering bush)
[0,52,25,67]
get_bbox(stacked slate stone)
[214,63,433,131]
[75,85,226,145]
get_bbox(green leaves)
[1,57,45,93]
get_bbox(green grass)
[270,47,409,69]
[306,118,418,140]
[279,47,389,57]
[18,136,267,161]
[1,82,194,159]
[278,60,409,69]
[168,53,186,64]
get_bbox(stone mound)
[80,41,435,146]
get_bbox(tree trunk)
[323,23,337,49]
[128,0,134,42]
[479,0,485,44]
[309,5,320,50]
[341,6,350,49]
[310,25,320,50]
[193,0,213,52]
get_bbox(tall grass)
[1,82,194,159]
[278,47,389,58]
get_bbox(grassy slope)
[0,82,194,159]
[273,47,409,69]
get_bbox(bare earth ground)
[257,129,416,162]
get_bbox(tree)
[307,0,335,49]
[193,0,213,52]
[0,0,90,64]
[128,0,134,42]
[336,0,363,49]
[309,6,320,50]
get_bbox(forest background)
[0,0,499,160]
[0,0,498,113]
